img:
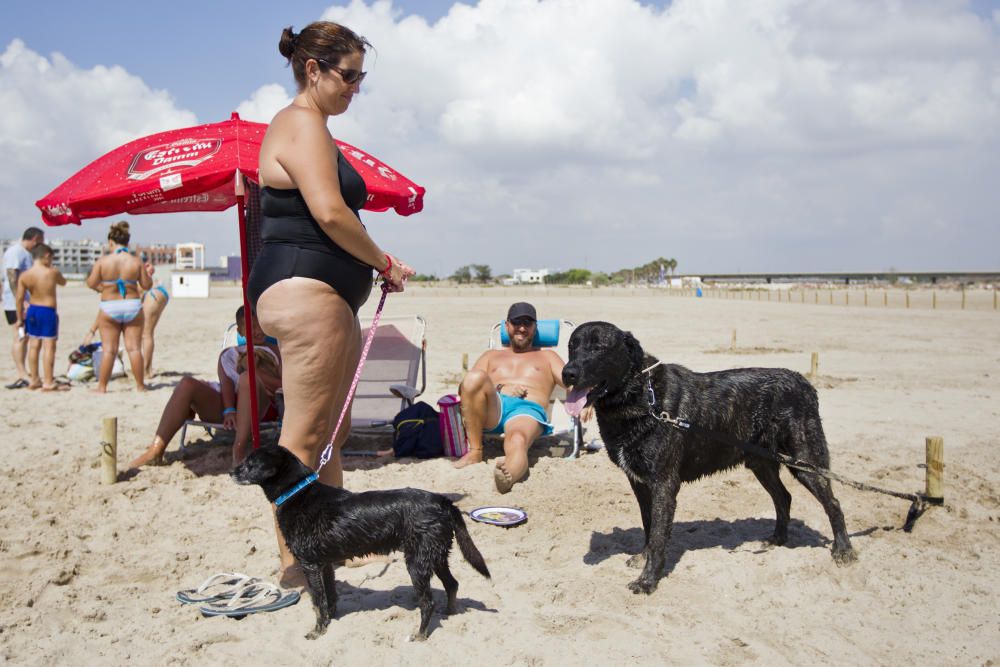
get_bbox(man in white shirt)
[4,227,45,389]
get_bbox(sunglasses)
[316,58,367,85]
[510,318,536,327]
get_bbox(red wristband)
[379,254,392,277]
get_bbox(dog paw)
[833,547,858,566]
[627,578,658,595]
[765,533,787,547]
[407,632,429,642]
[625,552,647,569]
[305,625,329,641]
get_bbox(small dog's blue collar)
[274,473,318,507]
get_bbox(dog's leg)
[626,478,653,569]
[323,562,338,618]
[434,559,460,614]
[628,477,680,595]
[406,554,436,641]
[748,460,792,546]
[788,468,857,564]
[302,562,331,640]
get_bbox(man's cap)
[507,302,537,322]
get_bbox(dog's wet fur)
[231,445,491,640]
[562,321,856,594]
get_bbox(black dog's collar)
[275,473,318,507]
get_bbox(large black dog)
[562,322,856,594]
[231,446,491,640]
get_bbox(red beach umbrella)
[35,112,425,447]
[36,112,424,224]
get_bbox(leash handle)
[317,283,390,472]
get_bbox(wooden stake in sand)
[932,291,937,309]
[101,417,117,485]
[925,436,944,502]
[809,352,819,380]
[730,329,737,351]
[961,287,966,310]
[462,353,469,371]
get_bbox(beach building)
[175,243,205,270]
[510,268,551,284]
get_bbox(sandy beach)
[1,282,998,665]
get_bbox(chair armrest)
[389,384,420,403]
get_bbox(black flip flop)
[5,378,29,390]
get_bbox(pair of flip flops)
[176,572,300,618]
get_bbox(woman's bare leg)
[256,277,361,583]
[122,312,146,391]
[141,297,165,377]
[128,376,222,467]
[95,312,121,393]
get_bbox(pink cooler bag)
[438,394,468,457]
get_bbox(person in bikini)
[85,221,152,393]
[139,255,169,378]
[14,244,68,391]
[453,302,591,493]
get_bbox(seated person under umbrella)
[128,306,281,470]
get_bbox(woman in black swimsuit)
[249,21,413,585]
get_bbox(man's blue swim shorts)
[486,394,553,436]
[25,304,58,340]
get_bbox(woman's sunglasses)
[316,58,367,85]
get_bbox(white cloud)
[294,0,1000,273]
[0,39,200,248]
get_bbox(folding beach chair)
[178,326,283,450]
[350,315,428,431]
[487,319,585,459]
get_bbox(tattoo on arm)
[6,269,17,290]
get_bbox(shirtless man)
[453,302,573,493]
[15,244,67,391]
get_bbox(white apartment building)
[511,268,551,284]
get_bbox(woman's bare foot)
[27,381,42,390]
[41,383,70,392]
[128,443,166,468]
[493,457,515,494]
[91,386,108,394]
[453,448,483,469]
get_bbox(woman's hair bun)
[278,26,297,60]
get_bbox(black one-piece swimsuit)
[247,150,373,315]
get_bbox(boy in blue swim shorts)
[16,244,67,391]
[453,302,590,494]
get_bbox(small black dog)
[231,445,491,640]
[562,322,856,594]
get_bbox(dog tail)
[450,504,491,579]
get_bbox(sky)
[2,0,999,277]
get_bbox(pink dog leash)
[317,282,390,472]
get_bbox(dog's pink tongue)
[564,387,589,417]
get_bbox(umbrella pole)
[236,190,261,450]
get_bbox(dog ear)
[623,331,645,369]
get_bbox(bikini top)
[102,249,139,297]
[259,150,368,255]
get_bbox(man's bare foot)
[91,386,108,394]
[453,448,483,469]
[493,457,515,494]
[134,384,147,392]
[27,381,42,390]
[279,563,307,588]
[128,444,166,469]
[41,383,70,392]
